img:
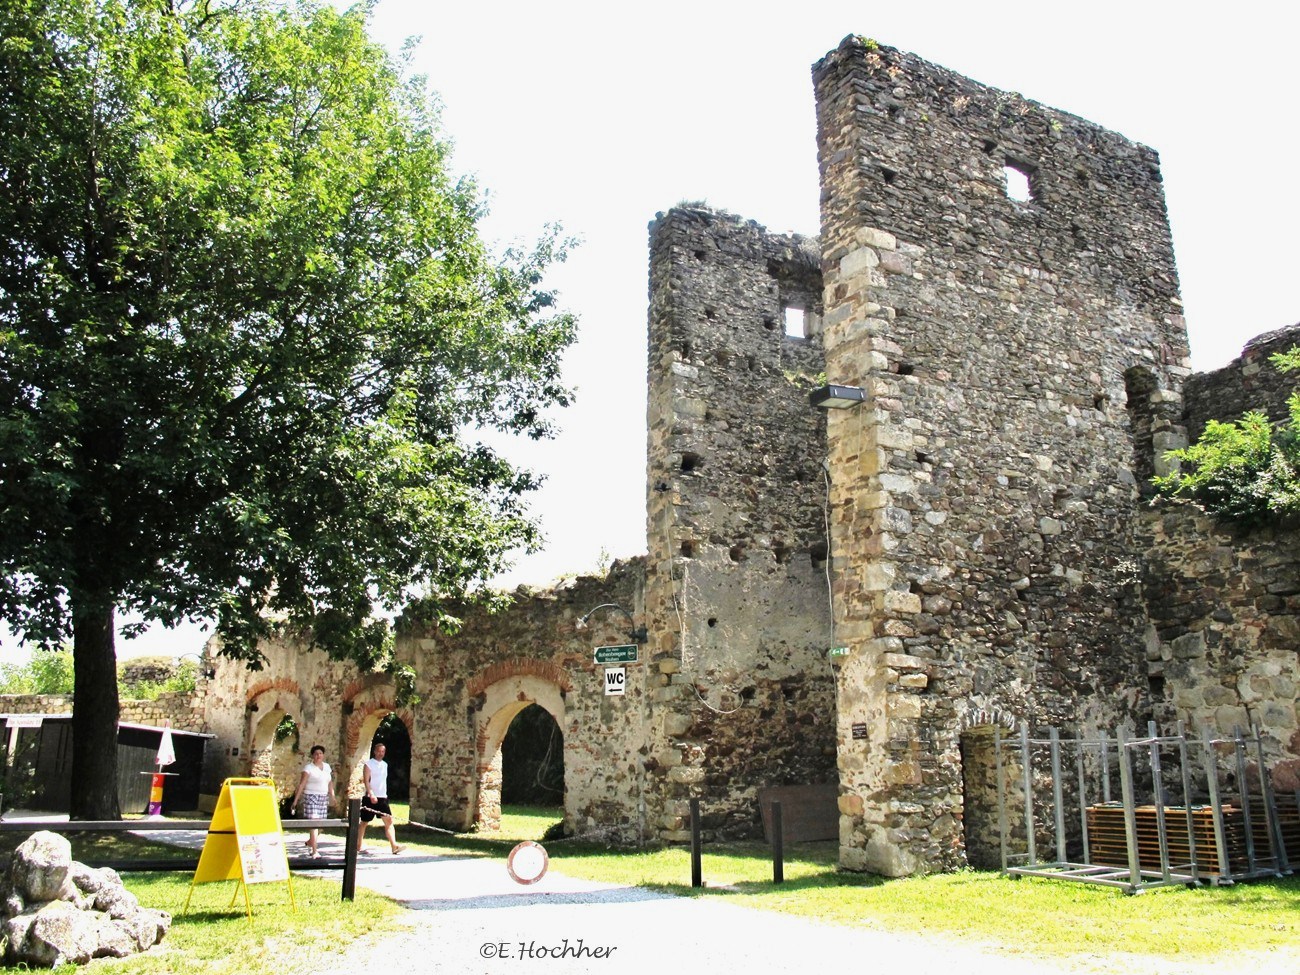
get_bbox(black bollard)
[341,798,361,901]
[772,800,784,884]
[690,797,702,888]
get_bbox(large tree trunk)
[70,597,121,820]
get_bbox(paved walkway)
[290,838,1295,975]
[128,828,1296,975]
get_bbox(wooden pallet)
[1247,791,1300,862]
[1086,803,1248,875]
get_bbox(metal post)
[1175,722,1199,884]
[689,797,702,888]
[1050,727,1067,865]
[1252,725,1289,874]
[1076,731,1090,865]
[772,801,784,884]
[1200,725,1230,881]
[1148,721,1172,883]
[1234,726,1258,875]
[1116,725,1142,891]
[341,798,360,901]
[1020,723,1036,866]
[995,726,1008,873]
[1100,735,1111,804]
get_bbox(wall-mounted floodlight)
[178,652,216,680]
[576,602,648,644]
[809,384,867,410]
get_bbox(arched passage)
[501,704,564,807]
[344,705,413,802]
[248,705,302,800]
[958,721,1023,869]
[474,675,566,832]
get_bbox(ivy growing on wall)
[1156,348,1300,524]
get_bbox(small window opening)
[982,139,997,155]
[707,617,718,628]
[783,307,806,339]
[694,249,706,260]
[680,540,695,558]
[704,307,716,320]
[896,363,914,376]
[679,340,692,360]
[729,545,746,563]
[740,687,756,703]
[1004,162,1032,203]
[881,167,897,185]
[763,317,778,332]
[681,452,701,474]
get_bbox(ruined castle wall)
[813,37,1190,875]
[396,562,652,837]
[1143,506,1300,792]
[1183,323,1300,437]
[203,637,363,803]
[642,207,838,841]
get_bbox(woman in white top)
[291,745,335,858]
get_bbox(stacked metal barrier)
[996,723,1295,893]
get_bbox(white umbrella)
[155,724,176,768]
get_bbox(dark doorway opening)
[370,713,411,801]
[501,704,564,806]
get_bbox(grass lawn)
[388,804,1300,965]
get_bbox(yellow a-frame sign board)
[185,777,296,919]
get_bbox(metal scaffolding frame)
[995,721,1294,894]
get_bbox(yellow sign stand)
[184,777,296,920]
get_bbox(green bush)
[1156,348,1300,524]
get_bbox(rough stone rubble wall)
[642,207,838,841]
[1182,322,1300,437]
[203,637,366,803]
[812,37,1190,875]
[1143,326,1300,793]
[395,563,651,837]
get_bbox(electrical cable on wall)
[822,461,836,653]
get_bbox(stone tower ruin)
[812,37,1190,874]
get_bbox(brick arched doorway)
[473,674,567,832]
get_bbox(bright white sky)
[4,0,1295,662]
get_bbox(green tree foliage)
[1156,348,1300,523]
[0,649,76,695]
[0,0,575,817]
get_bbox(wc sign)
[604,667,626,697]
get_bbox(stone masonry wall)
[396,562,651,838]
[813,37,1190,875]
[1143,506,1300,791]
[203,636,365,804]
[1183,322,1300,438]
[642,207,838,841]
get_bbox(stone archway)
[344,702,413,803]
[956,711,1022,869]
[473,674,567,832]
[245,682,304,798]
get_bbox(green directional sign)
[827,646,850,657]
[595,644,639,665]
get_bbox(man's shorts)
[361,796,392,822]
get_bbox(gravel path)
[277,846,1299,975]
